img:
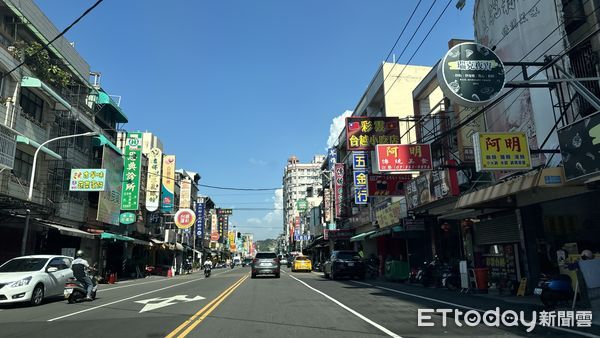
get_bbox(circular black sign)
[437,42,505,107]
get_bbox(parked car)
[251,252,280,278]
[291,256,312,272]
[279,255,288,266]
[323,251,365,280]
[242,258,253,267]
[0,255,74,306]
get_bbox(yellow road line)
[165,275,248,338]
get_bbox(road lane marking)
[135,295,205,313]
[352,281,598,338]
[98,269,234,293]
[287,273,401,338]
[166,275,248,338]
[47,270,239,322]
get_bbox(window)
[20,88,44,122]
[48,257,70,270]
[13,148,33,181]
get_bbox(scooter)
[204,266,211,278]
[534,273,574,308]
[64,271,98,303]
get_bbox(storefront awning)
[96,91,128,123]
[132,238,151,246]
[100,232,134,242]
[21,76,72,111]
[368,228,392,239]
[39,221,97,239]
[456,171,539,209]
[150,238,164,244]
[350,230,377,242]
[92,134,122,156]
[16,135,62,160]
[175,243,184,251]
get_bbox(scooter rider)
[203,259,213,269]
[72,250,94,301]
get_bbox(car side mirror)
[47,267,58,273]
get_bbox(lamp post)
[21,131,99,255]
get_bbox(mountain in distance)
[255,238,278,252]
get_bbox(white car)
[0,255,74,306]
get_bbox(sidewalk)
[356,277,600,337]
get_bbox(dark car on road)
[323,251,365,280]
[251,252,280,278]
[242,258,253,267]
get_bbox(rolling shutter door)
[474,213,520,245]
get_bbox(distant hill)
[255,238,277,252]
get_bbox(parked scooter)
[440,264,460,290]
[64,269,98,303]
[204,266,212,278]
[415,256,441,287]
[534,273,574,308]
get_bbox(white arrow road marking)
[135,295,205,313]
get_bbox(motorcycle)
[64,269,98,303]
[366,257,379,278]
[440,264,460,290]
[534,273,574,308]
[204,266,212,278]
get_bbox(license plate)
[533,288,542,295]
[260,263,271,266]
[347,262,354,267]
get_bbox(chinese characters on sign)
[196,199,205,238]
[346,117,400,151]
[145,147,162,212]
[174,208,196,229]
[473,132,531,171]
[217,208,233,216]
[70,169,106,191]
[120,133,143,210]
[352,151,368,205]
[334,163,345,218]
[327,148,337,170]
[405,167,459,210]
[119,212,136,225]
[97,146,123,225]
[367,174,412,196]
[161,155,176,212]
[179,178,192,209]
[376,144,433,172]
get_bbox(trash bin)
[473,268,489,292]
[385,260,410,281]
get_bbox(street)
[1,266,594,338]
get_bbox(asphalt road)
[0,266,596,338]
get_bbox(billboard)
[558,111,600,181]
[334,163,345,218]
[161,155,176,212]
[97,145,123,225]
[405,167,459,210]
[473,132,531,171]
[69,169,106,191]
[145,147,162,212]
[179,178,192,209]
[120,132,143,210]
[367,174,413,196]
[346,117,400,151]
[375,144,433,171]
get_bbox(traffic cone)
[167,268,173,278]
[108,273,115,284]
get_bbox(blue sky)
[37,0,474,240]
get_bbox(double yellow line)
[165,274,248,338]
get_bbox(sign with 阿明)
[473,132,531,171]
[70,169,106,191]
[376,144,433,172]
[120,132,143,210]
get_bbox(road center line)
[351,281,598,338]
[286,273,401,338]
[47,270,237,322]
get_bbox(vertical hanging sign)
[179,178,192,209]
[161,155,176,213]
[120,132,142,210]
[196,198,205,239]
[145,147,162,212]
[352,151,368,205]
[334,163,345,218]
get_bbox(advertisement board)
[323,188,332,222]
[334,163,345,218]
[327,148,337,170]
[179,178,192,209]
[69,169,106,191]
[196,199,205,238]
[97,146,123,225]
[558,111,600,180]
[161,155,176,212]
[174,208,196,229]
[217,208,233,216]
[367,174,412,196]
[405,167,459,210]
[120,132,143,210]
[145,147,162,212]
[375,201,403,228]
[473,132,531,171]
[346,117,400,151]
[327,229,355,241]
[376,144,433,171]
[353,170,368,205]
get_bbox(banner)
[323,188,332,222]
[346,117,400,151]
[405,167,459,210]
[473,132,531,171]
[179,178,192,209]
[70,169,106,191]
[210,211,219,242]
[376,144,433,171]
[161,155,176,213]
[368,174,412,196]
[327,148,337,170]
[120,132,143,210]
[196,199,205,238]
[334,163,345,218]
[145,147,162,212]
[97,146,123,225]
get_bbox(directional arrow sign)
[135,295,205,313]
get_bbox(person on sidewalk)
[71,250,94,301]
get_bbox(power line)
[199,184,281,191]
[2,0,104,80]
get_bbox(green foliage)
[20,41,73,88]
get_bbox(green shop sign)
[297,199,308,211]
[120,132,143,210]
[119,212,136,225]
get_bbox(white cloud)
[249,158,268,166]
[326,110,353,149]
[262,188,283,223]
[246,218,262,225]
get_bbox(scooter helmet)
[581,250,593,260]
[75,250,84,258]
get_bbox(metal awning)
[100,232,134,242]
[92,134,122,156]
[368,228,392,239]
[96,91,128,123]
[20,77,72,111]
[132,238,152,246]
[39,221,97,239]
[150,238,164,244]
[16,135,62,160]
[456,171,539,209]
[350,230,377,242]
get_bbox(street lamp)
[21,131,99,255]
